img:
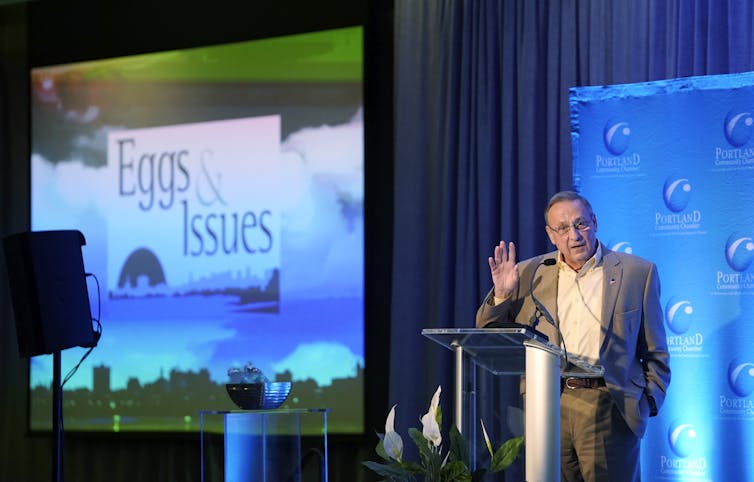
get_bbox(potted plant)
[363,386,523,481]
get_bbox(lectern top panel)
[421,327,551,349]
[421,327,561,375]
[421,328,606,376]
[200,408,330,416]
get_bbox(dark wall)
[0,1,393,480]
[0,3,36,482]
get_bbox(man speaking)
[477,190,671,482]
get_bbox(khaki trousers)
[560,387,641,482]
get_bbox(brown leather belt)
[562,377,607,390]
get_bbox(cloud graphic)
[278,109,364,298]
[272,342,363,386]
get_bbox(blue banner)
[571,72,754,481]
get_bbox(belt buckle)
[564,377,579,390]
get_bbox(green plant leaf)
[440,460,471,481]
[490,436,524,472]
[408,427,433,462]
[398,460,424,474]
[375,438,390,461]
[362,460,415,481]
[448,424,469,466]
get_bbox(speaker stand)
[52,350,63,482]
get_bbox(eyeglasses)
[547,218,592,236]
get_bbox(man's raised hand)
[488,241,519,300]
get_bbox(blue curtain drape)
[390,0,754,475]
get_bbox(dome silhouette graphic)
[118,247,166,288]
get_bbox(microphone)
[529,258,569,365]
[529,258,557,330]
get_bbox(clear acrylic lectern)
[422,327,603,482]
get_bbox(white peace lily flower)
[383,404,403,462]
[421,385,442,447]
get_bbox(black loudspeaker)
[3,230,96,357]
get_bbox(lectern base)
[200,408,329,482]
[524,339,561,482]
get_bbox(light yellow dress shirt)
[557,244,604,365]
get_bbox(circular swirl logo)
[609,241,633,254]
[724,109,754,147]
[668,420,698,457]
[665,297,694,334]
[603,118,631,155]
[728,357,754,397]
[662,175,692,213]
[725,233,754,272]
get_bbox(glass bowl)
[225,381,292,410]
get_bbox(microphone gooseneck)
[575,273,602,324]
[529,257,569,365]
[529,258,557,330]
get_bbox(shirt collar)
[557,241,603,275]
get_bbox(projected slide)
[29,27,363,433]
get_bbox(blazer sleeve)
[476,288,514,327]
[639,263,671,415]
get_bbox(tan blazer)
[476,244,671,437]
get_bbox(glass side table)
[200,408,329,482]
